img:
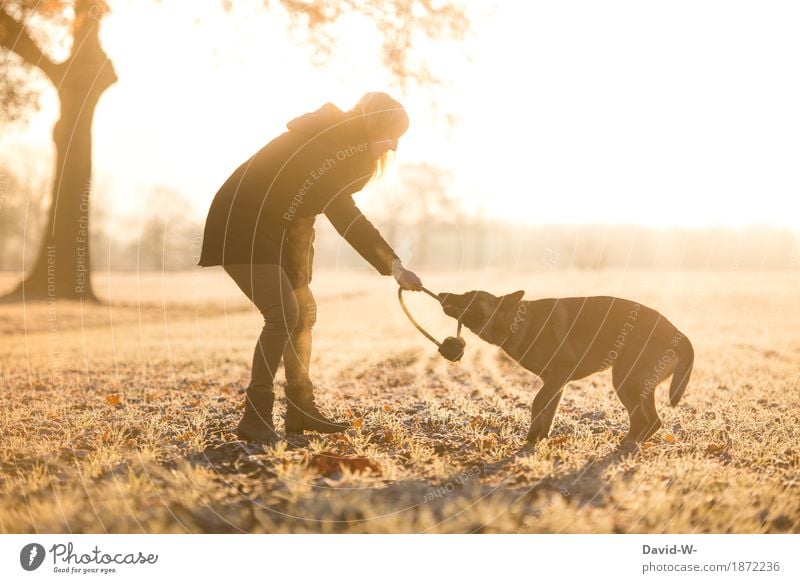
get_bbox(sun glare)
[1,0,798,229]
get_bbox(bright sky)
[2,0,799,230]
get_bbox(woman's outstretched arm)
[324,193,423,290]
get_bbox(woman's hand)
[392,259,423,291]
[397,269,423,291]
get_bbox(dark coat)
[197,103,398,275]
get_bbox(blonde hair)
[351,92,409,180]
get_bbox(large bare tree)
[0,0,469,302]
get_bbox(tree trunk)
[1,2,116,303]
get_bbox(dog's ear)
[501,290,525,305]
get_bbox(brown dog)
[438,290,694,445]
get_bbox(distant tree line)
[318,219,800,272]
[2,161,797,273]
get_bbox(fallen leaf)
[382,404,392,412]
[351,418,363,429]
[105,394,121,407]
[705,443,726,454]
[664,434,676,443]
[369,429,394,444]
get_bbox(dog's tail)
[669,334,694,406]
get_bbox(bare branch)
[0,7,60,82]
[275,0,470,87]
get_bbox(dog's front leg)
[526,379,566,444]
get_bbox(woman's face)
[368,134,400,160]
[365,112,408,160]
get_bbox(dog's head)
[437,289,525,340]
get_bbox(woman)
[198,92,423,445]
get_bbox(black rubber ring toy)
[397,286,465,362]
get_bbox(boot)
[236,387,279,445]
[284,382,350,434]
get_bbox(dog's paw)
[526,427,548,445]
[618,439,642,455]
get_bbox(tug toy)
[397,286,465,362]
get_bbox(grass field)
[1,268,798,533]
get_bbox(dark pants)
[224,218,317,395]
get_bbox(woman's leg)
[281,219,348,434]
[282,217,316,395]
[282,283,316,389]
[223,263,298,443]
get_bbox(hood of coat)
[286,103,369,148]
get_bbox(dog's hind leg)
[616,382,648,444]
[637,389,663,443]
[526,377,567,444]
[617,382,662,444]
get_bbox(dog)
[438,290,694,446]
